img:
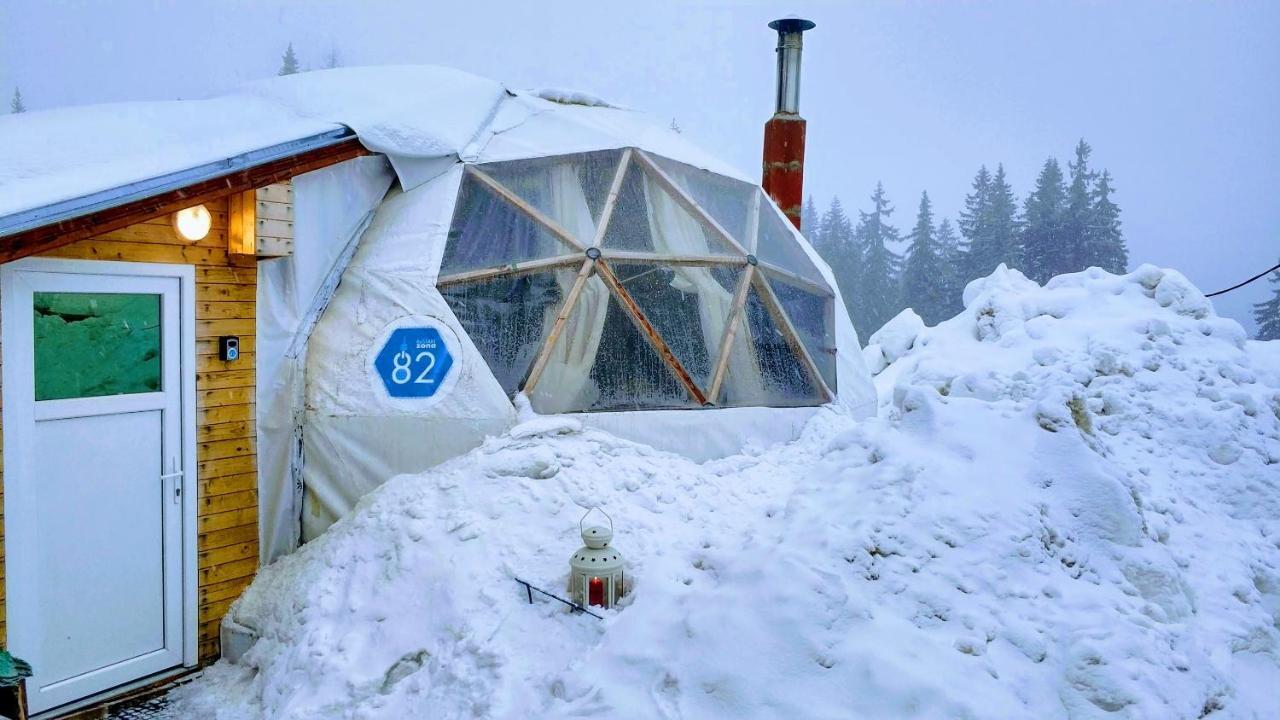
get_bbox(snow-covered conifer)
[851,183,902,334]
[901,191,949,324]
[1020,158,1069,284]
[279,43,300,76]
[1254,264,1280,340]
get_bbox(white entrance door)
[2,259,196,715]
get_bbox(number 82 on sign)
[373,327,455,398]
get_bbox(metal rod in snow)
[514,577,604,620]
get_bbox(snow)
[463,89,752,184]
[527,87,619,108]
[868,307,926,364]
[239,66,507,160]
[169,264,1280,719]
[1,64,744,222]
[0,94,337,221]
[0,66,508,221]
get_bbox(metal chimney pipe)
[771,17,814,114]
[762,17,815,231]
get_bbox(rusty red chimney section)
[762,17,815,231]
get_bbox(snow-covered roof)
[0,65,749,230]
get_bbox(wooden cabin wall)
[0,195,259,662]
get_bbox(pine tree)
[1254,264,1280,341]
[801,196,820,242]
[816,196,856,300]
[901,192,950,325]
[1091,170,1127,273]
[323,44,341,69]
[850,182,902,335]
[1020,158,1069,284]
[1065,139,1097,271]
[958,165,991,272]
[10,87,25,113]
[987,164,1020,270]
[279,43,300,76]
[961,163,1020,282]
[935,217,966,318]
[816,197,852,256]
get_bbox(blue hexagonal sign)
[373,327,454,398]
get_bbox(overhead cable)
[1204,260,1280,298]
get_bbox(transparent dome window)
[440,174,580,278]
[647,154,759,249]
[439,148,837,413]
[755,199,828,287]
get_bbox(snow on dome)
[467,89,751,183]
[238,66,507,159]
[0,64,740,223]
[528,87,620,108]
[171,265,1280,718]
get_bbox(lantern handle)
[580,506,613,534]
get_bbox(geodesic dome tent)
[251,67,876,560]
[440,148,838,412]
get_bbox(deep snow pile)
[172,265,1280,719]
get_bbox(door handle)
[161,459,184,504]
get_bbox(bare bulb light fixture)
[172,204,212,241]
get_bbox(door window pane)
[34,292,161,400]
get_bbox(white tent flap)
[257,155,395,563]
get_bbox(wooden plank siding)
[0,194,259,663]
[228,183,295,258]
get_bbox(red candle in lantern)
[571,510,625,611]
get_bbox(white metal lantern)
[568,508,626,609]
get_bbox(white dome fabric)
[259,67,875,561]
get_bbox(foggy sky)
[2,0,1277,332]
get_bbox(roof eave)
[0,127,357,239]
[0,129,372,264]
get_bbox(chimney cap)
[768,17,816,33]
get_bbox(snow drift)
[171,265,1280,719]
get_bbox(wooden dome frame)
[437,147,835,408]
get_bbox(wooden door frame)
[0,257,200,691]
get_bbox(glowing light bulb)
[172,205,212,241]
